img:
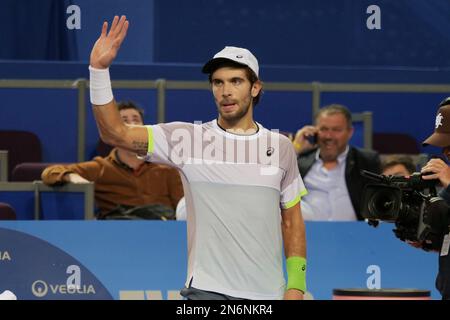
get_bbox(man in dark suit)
[293,104,381,220]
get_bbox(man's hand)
[90,15,129,69]
[65,173,90,184]
[420,158,450,188]
[406,240,440,253]
[283,289,304,300]
[293,125,317,154]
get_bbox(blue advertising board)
[0,221,440,300]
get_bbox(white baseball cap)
[202,46,259,78]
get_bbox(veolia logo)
[31,280,96,297]
[0,227,113,300]
[32,280,48,298]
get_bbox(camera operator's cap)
[202,46,259,78]
[423,97,450,147]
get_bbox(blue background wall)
[153,0,450,68]
[3,0,450,67]
[1,1,450,162]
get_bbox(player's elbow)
[98,123,127,148]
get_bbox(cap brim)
[422,132,450,147]
[202,57,248,74]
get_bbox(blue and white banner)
[0,221,439,300]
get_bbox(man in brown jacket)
[41,101,184,218]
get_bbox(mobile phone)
[306,133,318,145]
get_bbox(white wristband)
[89,66,114,105]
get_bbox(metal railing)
[0,181,95,220]
[352,112,373,150]
[2,79,450,161]
[0,150,7,182]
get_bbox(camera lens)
[369,190,399,221]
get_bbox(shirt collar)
[315,145,350,164]
[110,149,146,172]
[212,119,264,140]
[337,145,350,163]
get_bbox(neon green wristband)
[286,256,307,293]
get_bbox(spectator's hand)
[283,289,304,300]
[90,15,129,69]
[406,240,423,249]
[293,125,317,154]
[65,173,90,184]
[406,239,441,253]
[420,158,450,188]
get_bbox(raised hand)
[90,15,129,69]
[293,125,317,154]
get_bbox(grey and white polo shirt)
[144,119,306,300]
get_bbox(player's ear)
[251,80,262,98]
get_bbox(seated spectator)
[381,155,416,176]
[41,101,184,219]
[294,104,381,221]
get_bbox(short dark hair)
[381,155,416,175]
[207,60,262,107]
[117,101,145,123]
[315,104,352,128]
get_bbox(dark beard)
[218,101,251,124]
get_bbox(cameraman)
[421,97,450,300]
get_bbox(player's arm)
[89,15,149,155]
[93,101,149,156]
[281,202,307,300]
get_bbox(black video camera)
[360,170,449,251]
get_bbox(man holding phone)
[293,104,381,221]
